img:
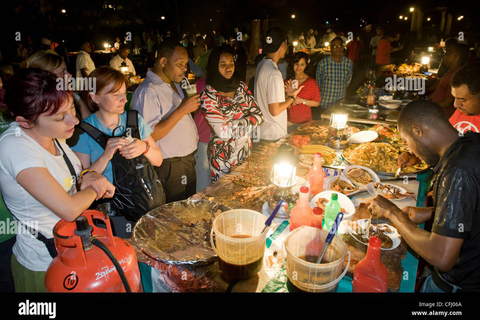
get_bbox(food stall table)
[132,122,429,293]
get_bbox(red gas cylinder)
[45,210,141,292]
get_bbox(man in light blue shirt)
[131,40,200,203]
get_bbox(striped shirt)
[285,77,321,123]
[315,55,353,109]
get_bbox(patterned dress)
[200,81,264,182]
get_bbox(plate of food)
[292,123,330,144]
[348,218,401,250]
[342,165,380,187]
[341,142,429,176]
[326,176,362,196]
[367,182,409,201]
[310,191,356,220]
[299,144,337,167]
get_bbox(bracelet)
[79,169,96,180]
[142,140,150,154]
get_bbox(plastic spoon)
[261,200,284,234]
[316,212,344,264]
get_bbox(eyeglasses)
[332,45,344,49]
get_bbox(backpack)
[78,110,165,222]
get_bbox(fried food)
[330,178,359,194]
[347,168,374,185]
[372,183,405,200]
[294,124,329,144]
[343,142,399,173]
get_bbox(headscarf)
[206,45,240,93]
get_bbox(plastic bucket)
[284,226,351,292]
[211,209,267,281]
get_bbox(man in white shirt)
[75,41,95,79]
[254,27,302,140]
[109,44,136,75]
[131,40,200,203]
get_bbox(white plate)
[348,131,379,144]
[378,100,402,110]
[342,165,380,188]
[367,182,408,201]
[310,191,356,220]
[348,219,401,250]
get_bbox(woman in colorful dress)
[200,46,264,182]
[285,52,321,124]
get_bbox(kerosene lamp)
[120,61,129,75]
[327,107,349,149]
[267,144,299,219]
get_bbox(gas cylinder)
[45,210,141,292]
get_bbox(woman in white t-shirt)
[0,68,115,292]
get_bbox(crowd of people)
[0,18,480,294]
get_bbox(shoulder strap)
[126,110,141,139]
[55,139,78,192]
[127,110,139,129]
[1,194,52,244]
[78,121,109,149]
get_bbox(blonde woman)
[27,50,92,120]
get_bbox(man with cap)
[254,27,303,141]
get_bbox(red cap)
[300,186,309,193]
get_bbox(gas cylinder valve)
[74,216,93,250]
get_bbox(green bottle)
[324,193,342,231]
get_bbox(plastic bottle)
[307,153,324,197]
[352,236,388,292]
[289,187,323,231]
[323,193,341,231]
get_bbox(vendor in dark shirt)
[368,100,480,292]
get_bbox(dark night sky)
[1,0,476,55]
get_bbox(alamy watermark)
[0,217,39,237]
[56,75,97,93]
[385,75,426,95]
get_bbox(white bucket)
[211,209,267,281]
[284,226,351,292]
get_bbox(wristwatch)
[303,99,306,105]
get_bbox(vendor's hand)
[179,93,200,115]
[402,206,433,224]
[119,138,147,159]
[103,137,131,161]
[366,195,400,220]
[398,152,421,168]
[80,171,115,200]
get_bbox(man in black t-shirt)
[368,100,480,292]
